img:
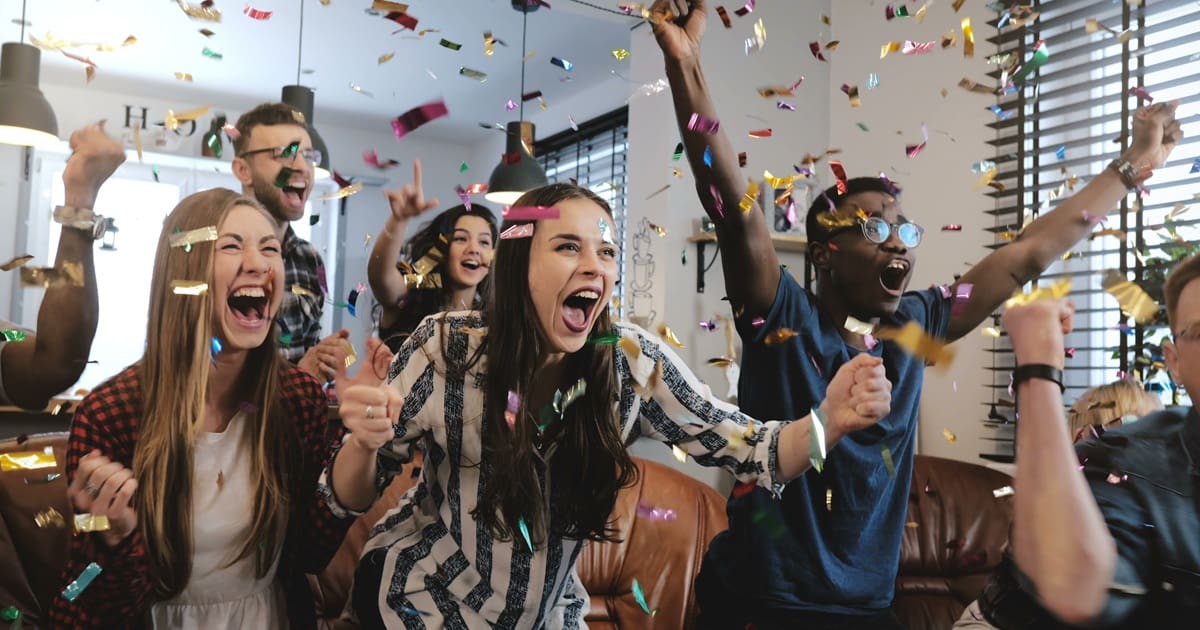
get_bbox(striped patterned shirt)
[318,311,787,628]
[279,225,326,363]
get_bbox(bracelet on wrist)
[1012,363,1065,393]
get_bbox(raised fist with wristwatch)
[1110,99,1184,191]
[56,121,127,240]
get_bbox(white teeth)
[887,260,908,270]
[233,286,266,297]
[571,290,600,300]
[463,260,480,269]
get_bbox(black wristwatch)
[1012,363,1065,393]
[1108,158,1140,191]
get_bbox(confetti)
[391,99,449,140]
[943,428,957,442]
[0,254,33,271]
[941,224,963,231]
[163,104,211,131]
[636,503,677,521]
[243,4,273,20]
[961,17,974,57]
[744,18,766,55]
[951,283,972,317]
[828,160,849,194]
[201,47,222,60]
[438,38,462,51]
[993,485,1014,498]
[905,123,928,158]
[458,67,487,82]
[1,329,26,342]
[902,40,937,55]
[687,113,720,134]
[34,506,65,528]
[500,224,535,240]
[733,0,755,16]
[612,48,630,61]
[174,71,193,82]
[385,10,418,30]
[517,517,533,551]
[73,513,111,533]
[1003,279,1071,308]
[501,206,559,222]
[716,5,732,27]
[971,160,996,173]
[738,152,748,167]
[362,149,400,169]
[19,263,84,288]
[1102,271,1158,324]
[550,56,573,72]
[763,328,798,345]
[810,41,828,62]
[748,128,772,138]
[844,316,875,336]
[378,52,395,64]
[886,3,910,19]
[632,578,658,616]
[0,449,56,471]
[170,226,218,249]
[176,0,221,21]
[882,445,895,478]
[1012,40,1049,83]
[740,179,759,214]
[874,322,955,370]
[170,280,208,296]
[670,444,687,463]
[62,562,102,602]
[459,161,469,173]
[1190,158,1200,174]
[198,28,215,37]
[656,323,686,348]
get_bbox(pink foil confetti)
[828,160,849,194]
[1128,86,1154,102]
[503,206,560,221]
[751,317,766,328]
[734,0,755,16]
[951,283,972,317]
[687,112,720,134]
[363,149,400,169]
[901,40,937,55]
[500,224,535,240]
[636,503,678,520]
[391,99,449,141]
[710,184,725,218]
[809,42,827,62]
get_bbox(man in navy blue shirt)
[649,1,1183,627]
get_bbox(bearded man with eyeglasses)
[232,103,349,384]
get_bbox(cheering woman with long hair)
[368,161,498,351]
[324,176,892,627]
[51,189,355,628]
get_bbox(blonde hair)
[134,188,295,598]
[1068,379,1163,440]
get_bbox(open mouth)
[461,259,483,271]
[879,259,911,296]
[227,285,271,327]
[562,288,601,334]
[281,182,308,207]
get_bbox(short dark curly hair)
[806,177,902,243]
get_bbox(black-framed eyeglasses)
[826,217,925,248]
[238,142,322,167]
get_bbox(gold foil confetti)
[34,507,65,528]
[764,328,799,345]
[1003,279,1071,308]
[740,178,760,214]
[372,0,410,11]
[844,316,875,336]
[612,48,630,61]
[343,340,358,368]
[170,280,208,296]
[618,336,642,361]
[291,284,316,298]
[0,254,34,271]
[19,263,84,288]
[671,444,687,463]
[174,71,193,82]
[0,449,57,471]
[176,0,221,21]
[981,326,1002,338]
[319,182,364,200]
[961,18,974,57]
[73,513,111,533]
[1102,271,1158,324]
[164,104,211,131]
[657,323,686,349]
[943,428,957,442]
[169,226,218,249]
[378,52,395,64]
[873,322,955,371]
[825,488,833,511]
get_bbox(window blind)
[982,0,1199,461]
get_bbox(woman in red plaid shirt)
[50,188,356,628]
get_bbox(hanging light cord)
[562,0,644,19]
[19,0,27,42]
[296,0,305,84]
[519,8,527,122]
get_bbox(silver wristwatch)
[53,205,111,241]
[1108,159,1139,191]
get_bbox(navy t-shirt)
[698,270,952,614]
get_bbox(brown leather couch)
[1,431,1012,630]
[311,454,729,629]
[892,455,1015,629]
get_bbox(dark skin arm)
[651,0,781,319]
[946,102,1182,341]
[2,123,124,409]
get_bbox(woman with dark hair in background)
[323,179,894,627]
[368,161,498,352]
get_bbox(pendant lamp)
[281,0,330,179]
[0,1,58,147]
[485,0,549,204]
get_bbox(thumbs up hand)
[336,337,400,453]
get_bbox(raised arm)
[367,160,440,315]
[650,0,780,317]
[947,102,1183,341]
[1004,299,1116,624]
[2,123,124,409]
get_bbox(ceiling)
[2,0,634,142]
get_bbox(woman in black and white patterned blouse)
[321,180,892,628]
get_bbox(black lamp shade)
[485,121,548,205]
[0,42,58,147]
[280,84,331,179]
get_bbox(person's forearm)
[329,441,381,513]
[1010,149,1147,283]
[775,410,845,484]
[367,214,412,308]
[34,186,100,397]
[1013,379,1115,623]
[665,58,750,226]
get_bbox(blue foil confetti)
[866,72,880,89]
[703,146,712,167]
[62,562,102,602]
[550,56,573,71]
[518,517,533,551]
[631,578,657,616]
[1191,157,1200,174]
[1056,145,1066,160]
[210,336,222,361]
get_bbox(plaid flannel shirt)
[48,364,350,629]
[279,226,326,363]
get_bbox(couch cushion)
[894,455,1013,628]
[579,457,729,630]
[0,432,72,628]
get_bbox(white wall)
[624,3,832,490]
[828,0,997,465]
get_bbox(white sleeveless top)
[149,413,288,629]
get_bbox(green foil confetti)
[1012,40,1049,83]
[672,142,684,161]
[631,578,657,616]
[61,562,102,602]
[588,331,620,345]
[201,46,223,60]
[459,161,469,173]
[274,167,295,189]
[1,330,27,342]
[882,445,895,479]
[517,517,533,551]
[280,141,300,160]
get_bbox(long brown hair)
[470,183,637,547]
[134,188,298,598]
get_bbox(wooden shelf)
[687,231,808,253]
